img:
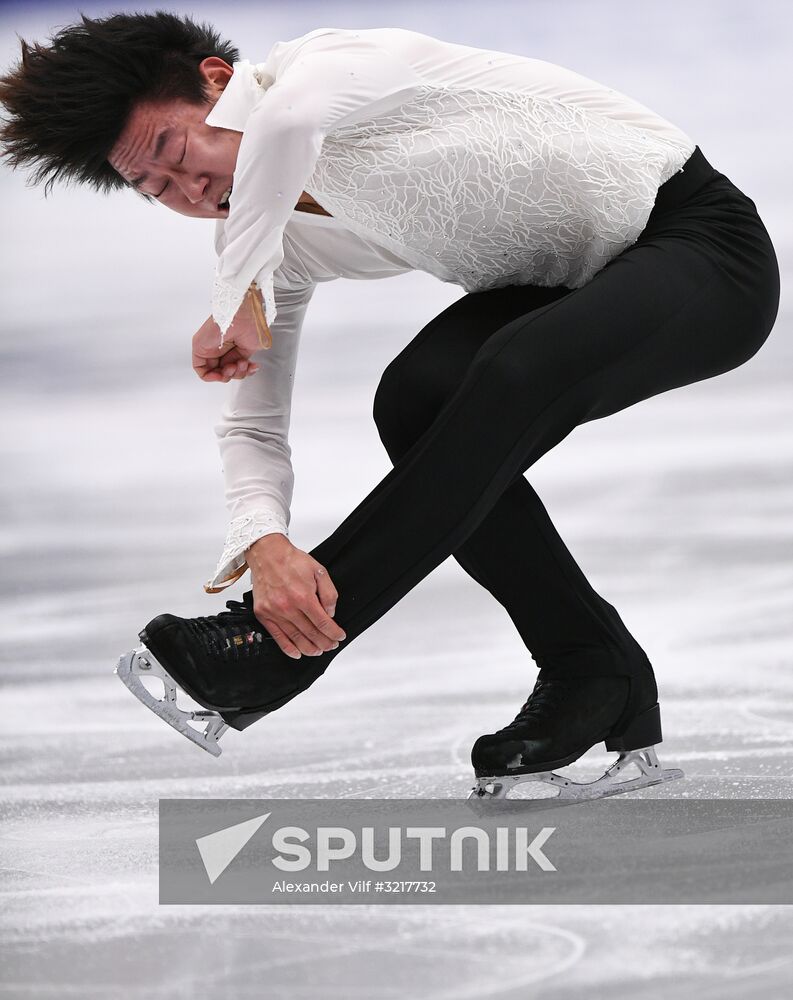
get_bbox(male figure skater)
[1,12,779,797]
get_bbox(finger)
[220,355,247,376]
[314,566,340,621]
[274,614,326,657]
[258,617,303,659]
[193,355,223,380]
[193,363,224,382]
[208,347,242,371]
[294,605,345,652]
[311,577,345,642]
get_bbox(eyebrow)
[130,127,174,190]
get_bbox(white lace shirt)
[204,26,696,591]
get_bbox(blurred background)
[1,1,791,997]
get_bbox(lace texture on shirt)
[205,508,288,591]
[212,273,278,343]
[305,85,695,292]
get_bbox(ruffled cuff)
[204,508,288,593]
[212,272,277,345]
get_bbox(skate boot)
[470,670,683,800]
[114,597,333,756]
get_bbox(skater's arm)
[206,278,347,657]
[206,280,315,591]
[210,30,423,339]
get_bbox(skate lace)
[217,599,253,621]
[504,677,578,730]
[185,599,267,662]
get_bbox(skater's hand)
[247,533,347,659]
[191,304,268,383]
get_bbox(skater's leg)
[371,283,648,677]
[301,166,779,716]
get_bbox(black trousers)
[244,146,780,722]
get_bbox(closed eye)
[155,136,185,197]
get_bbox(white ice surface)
[2,1,793,997]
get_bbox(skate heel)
[605,703,662,751]
[220,707,270,732]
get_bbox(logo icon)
[195,812,270,884]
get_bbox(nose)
[176,172,208,205]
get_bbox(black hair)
[0,9,239,194]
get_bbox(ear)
[199,56,235,101]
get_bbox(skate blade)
[470,746,684,801]
[114,645,228,757]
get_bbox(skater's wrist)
[246,532,291,555]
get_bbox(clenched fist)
[192,288,272,383]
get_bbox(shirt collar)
[204,58,274,132]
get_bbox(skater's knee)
[373,356,446,452]
[372,359,403,435]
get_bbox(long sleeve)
[209,29,424,337]
[205,280,315,592]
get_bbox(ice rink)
[2,0,792,996]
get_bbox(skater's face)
[108,57,241,220]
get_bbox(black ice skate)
[114,598,330,756]
[470,672,683,800]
